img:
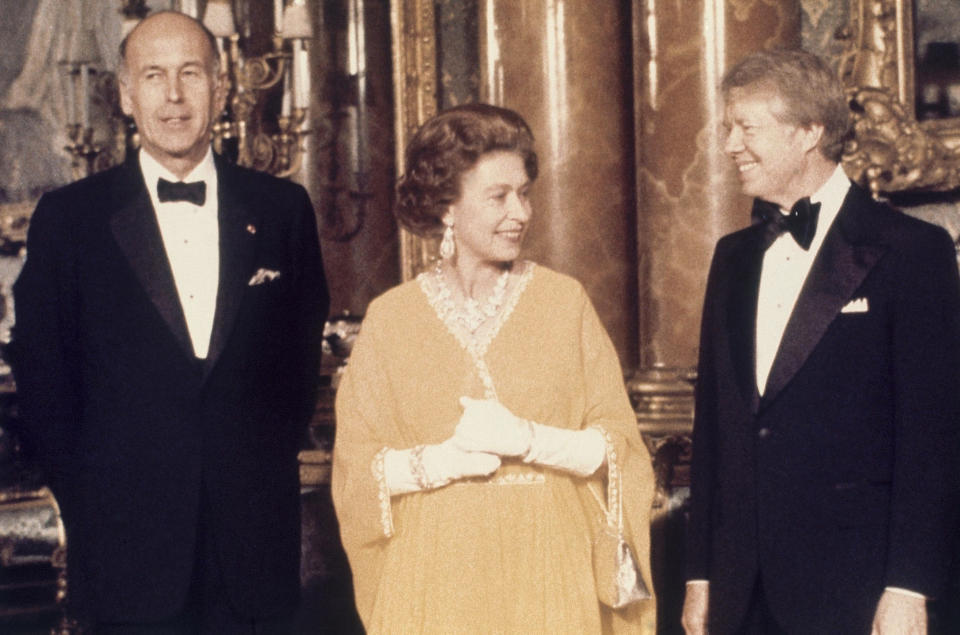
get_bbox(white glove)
[452,397,533,457]
[522,423,606,477]
[383,439,501,495]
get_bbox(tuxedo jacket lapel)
[204,157,260,374]
[726,227,768,413]
[761,186,886,406]
[109,160,195,358]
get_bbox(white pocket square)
[248,268,282,286]
[841,297,869,313]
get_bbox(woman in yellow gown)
[331,104,656,633]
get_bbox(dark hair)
[395,103,538,236]
[118,10,220,80]
[721,49,850,162]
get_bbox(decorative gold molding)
[627,366,695,509]
[838,0,960,193]
[391,0,439,281]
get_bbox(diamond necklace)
[434,262,511,333]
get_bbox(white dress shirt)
[755,164,849,394]
[139,149,220,359]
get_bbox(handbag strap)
[586,427,623,533]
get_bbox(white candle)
[274,0,285,33]
[347,2,358,75]
[79,65,89,129]
[281,66,292,117]
[65,68,76,126]
[293,41,310,109]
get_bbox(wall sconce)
[58,1,148,180]
[59,27,107,179]
[203,0,313,178]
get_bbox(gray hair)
[722,49,851,162]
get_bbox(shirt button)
[758,427,771,439]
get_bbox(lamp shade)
[281,0,313,39]
[203,0,237,37]
[67,28,100,66]
[121,17,139,39]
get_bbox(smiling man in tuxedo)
[10,11,328,633]
[682,49,960,634]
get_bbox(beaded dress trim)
[587,425,620,525]
[372,447,395,537]
[418,261,535,399]
[373,263,537,538]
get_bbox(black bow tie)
[157,178,206,206]
[751,196,821,250]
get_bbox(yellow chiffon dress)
[331,263,656,634]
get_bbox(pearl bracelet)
[521,418,536,462]
[409,444,432,490]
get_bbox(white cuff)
[383,442,501,496]
[884,587,926,600]
[522,423,605,476]
[383,447,421,495]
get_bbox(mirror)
[914,0,960,121]
[838,0,960,194]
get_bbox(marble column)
[478,0,637,370]
[635,0,801,372]
[303,0,400,318]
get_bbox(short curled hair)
[722,49,851,162]
[395,103,538,236]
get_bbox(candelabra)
[60,28,110,180]
[59,1,147,179]
[63,123,105,179]
[203,0,313,178]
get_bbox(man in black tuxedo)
[10,11,328,633]
[682,49,960,634]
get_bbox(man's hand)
[681,581,709,635]
[871,589,926,635]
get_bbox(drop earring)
[440,223,455,259]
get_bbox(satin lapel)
[204,160,259,375]
[108,161,194,357]
[761,190,886,406]
[726,227,768,413]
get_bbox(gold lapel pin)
[246,224,257,235]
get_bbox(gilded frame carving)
[838,0,960,194]
[391,0,439,281]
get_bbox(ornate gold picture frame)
[839,0,960,194]
[391,0,439,281]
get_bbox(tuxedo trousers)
[91,474,296,635]
[733,576,788,635]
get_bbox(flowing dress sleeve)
[330,296,399,617]
[573,283,658,632]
